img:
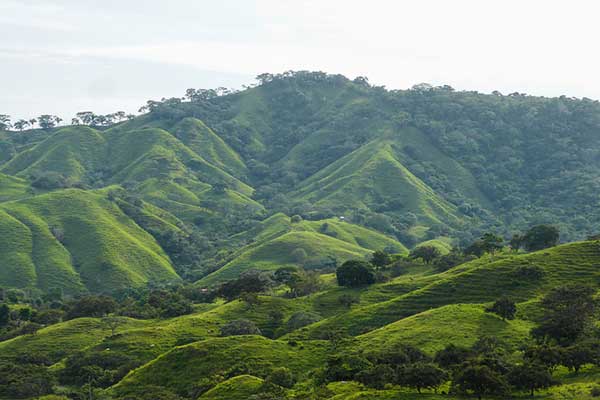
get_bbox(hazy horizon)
[3,0,600,121]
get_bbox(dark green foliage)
[59,351,138,388]
[219,319,261,336]
[0,303,8,327]
[434,344,473,370]
[507,362,554,396]
[66,295,117,319]
[532,284,597,345]
[464,233,503,256]
[485,297,517,321]
[523,344,564,371]
[370,250,391,269]
[147,290,193,318]
[355,363,395,389]
[265,367,296,388]
[452,363,509,400]
[336,260,376,287]
[432,250,476,272]
[522,225,560,251]
[397,362,447,393]
[217,270,273,301]
[409,246,441,264]
[322,353,372,382]
[561,342,598,372]
[0,363,55,398]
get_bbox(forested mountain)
[4,72,600,399]
[1,71,600,294]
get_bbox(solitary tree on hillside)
[409,246,441,264]
[336,260,376,287]
[370,250,391,269]
[522,225,559,251]
[101,316,127,337]
[486,297,517,321]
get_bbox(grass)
[112,336,329,397]
[290,241,600,338]
[198,375,265,400]
[0,189,180,293]
[291,138,463,228]
[357,303,534,354]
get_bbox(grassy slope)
[0,189,180,293]
[0,317,150,364]
[171,117,248,178]
[112,336,329,397]
[197,231,371,286]
[291,241,600,338]
[0,173,32,201]
[291,139,462,227]
[201,214,407,286]
[199,375,265,400]
[357,303,534,354]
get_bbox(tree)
[523,344,564,371]
[265,367,296,388]
[509,234,523,251]
[336,260,376,287]
[507,362,553,397]
[66,295,117,319]
[398,362,447,393]
[37,114,61,129]
[409,245,441,263]
[531,284,597,345]
[464,233,503,257]
[522,225,559,251]
[0,114,10,130]
[0,304,9,327]
[102,316,127,336]
[322,353,372,382]
[217,269,273,301]
[561,343,597,372]
[486,297,517,321]
[370,250,391,269]
[434,344,472,370]
[356,364,395,389]
[13,119,29,131]
[452,364,509,400]
[220,319,261,336]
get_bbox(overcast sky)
[2,0,600,120]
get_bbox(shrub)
[220,319,261,336]
[336,260,376,287]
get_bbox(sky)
[2,0,600,120]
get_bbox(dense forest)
[2,72,600,399]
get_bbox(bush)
[336,260,376,287]
[266,367,296,388]
[220,319,262,336]
[285,311,322,331]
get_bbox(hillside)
[3,72,600,399]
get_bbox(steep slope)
[171,118,248,178]
[0,189,180,293]
[292,139,464,228]
[0,173,32,201]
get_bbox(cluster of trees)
[0,109,136,133]
[73,111,134,126]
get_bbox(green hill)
[0,189,180,293]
